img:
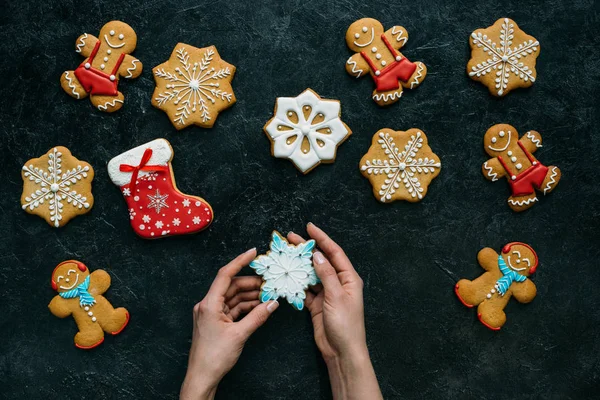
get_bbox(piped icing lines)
[543,166,559,195]
[125,59,139,78]
[76,33,88,53]
[263,89,352,174]
[483,161,498,181]
[372,91,402,102]
[391,26,407,45]
[410,62,425,89]
[250,231,318,311]
[360,129,441,203]
[98,99,124,111]
[468,18,540,96]
[508,197,538,206]
[152,44,236,129]
[64,72,80,99]
[346,58,363,78]
[526,132,542,148]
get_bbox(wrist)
[180,373,219,400]
[324,343,370,369]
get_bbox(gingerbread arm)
[520,130,543,154]
[48,296,72,318]
[118,55,143,79]
[74,33,98,57]
[482,158,506,182]
[477,248,499,272]
[511,279,537,303]
[89,269,111,295]
[384,26,409,50]
[345,53,370,79]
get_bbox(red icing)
[75,336,105,350]
[51,260,87,291]
[118,149,213,239]
[502,242,539,274]
[360,34,417,92]
[454,284,474,308]
[498,141,549,197]
[74,41,125,96]
[111,312,130,335]
[477,313,501,331]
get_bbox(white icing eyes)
[354,33,360,38]
[362,26,368,32]
[109,30,115,36]
[67,269,76,275]
[499,131,506,137]
[57,275,64,282]
[119,33,124,40]
[491,137,497,143]
[523,258,531,266]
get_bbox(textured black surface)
[1,0,599,399]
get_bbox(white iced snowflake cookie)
[152,43,236,129]
[360,128,441,203]
[21,146,94,227]
[263,88,352,174]
[467,18,540,97]
[250,231,318,310]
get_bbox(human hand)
[180,248,279,400]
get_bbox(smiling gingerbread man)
[48,260,129,349]
[60,21,143,112]
[345,18,427,106]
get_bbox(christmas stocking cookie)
[48,260,129,349]
[60,21,143,113]
[455,243,538,330]
[108,139,213,239]
[482,124,561,212]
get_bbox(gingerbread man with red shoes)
[48,260,129,349]
[108,138,214,239]
[482,124,561,212]
[455,243,538,330]
[60,21,142,112]
[345,18,427,106]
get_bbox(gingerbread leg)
[100,307,130,335]
[507,192,538,212]
[90,92,125,113]
[60,71,88,100]
[455,279,487,307]
[74,323,105,349]
[477,298,507,330]
[372,88,404,106]
[401,61,427,90]
[541,166,561,195]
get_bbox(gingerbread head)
[345,18,386,53]
[98,21,138,55]
[51,260,90,293]
[500,242,538,277]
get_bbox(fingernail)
[307,222,314,227]
[287,231,294,236]
[246,247,256,254]
[267,300,279,313]
[313,251,325,265]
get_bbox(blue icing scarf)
[59,275,96,307]
[495,255,527,296]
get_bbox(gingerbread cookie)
[360,129,441,203]
[467,18,539,96]
[108,138,213,239]
[21,146,94,227]
[264,89,352,174]
[345,18,427,106]
[455,243,538,330]
[482,124,561,212]
[152,44,236,129]
[250,231,318,311]
[60,21,143,112]
[48,260,129,349]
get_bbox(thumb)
[237,300,279,337]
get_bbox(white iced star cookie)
[263,89,352,174]
[250,231,319,310]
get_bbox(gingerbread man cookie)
[345,18,427,106]
[467,18,540,96]
[48,260,129,349]
[60,21,143,112]
[455,243,538,330]
[482,124,561,212]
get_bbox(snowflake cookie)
[264,89,352,174]
[467,18,540,97]
[250,231,318,311]
[21,147,94,227]
[360,129,441,203]
[152,44,236,129]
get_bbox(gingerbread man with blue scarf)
[48,260,129,349]
[454,243,538,330]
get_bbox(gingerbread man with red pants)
[60,21,142,113]
[455,242,538,330]
[482,124,561,212]
[345,18,427,106]
[48,260,129,349]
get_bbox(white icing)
[483,161,498,181]
[97,99,123,111]
[118,33,124,40]
[543,166,558,195]
[511,156,517,162]
[354,27,375,47]
[125,59,139,78]
[59,273,79,290]
[75,33,88,53]
[104,57,109,62]
[372,91,402,102]
[508,253,527,271]
[264,89,350,173]
[100,64,106,70]
[109,30,115,36]
[391,26,407,45]
[507,151,513,156]
[410,62,425,89]
[107,49,112,54]
[108,139,173,186]
[371,47,377,53]
[376,54,382,59]
[508,197,538,206]
[84,63,90,69]
[64,71,80,99]
[147,189,169,213]
[526,132,542,147]
[488,130,512,151]
[515,163,522,170]
[104,34,125,48]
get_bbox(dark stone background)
[1,0,599,399]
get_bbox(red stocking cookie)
[482,124,561,212]
[48,260,129,349]
[108,139,213,239]
[455,243,538,330]
[60,21,143,113]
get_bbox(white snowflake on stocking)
[147,189,169,214]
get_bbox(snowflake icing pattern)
[147,189,169,214]
[154,46,234,127]
[21,147,92,227]
[361,131,441,202]
[250,232,319,310]
[469,18,539,96]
